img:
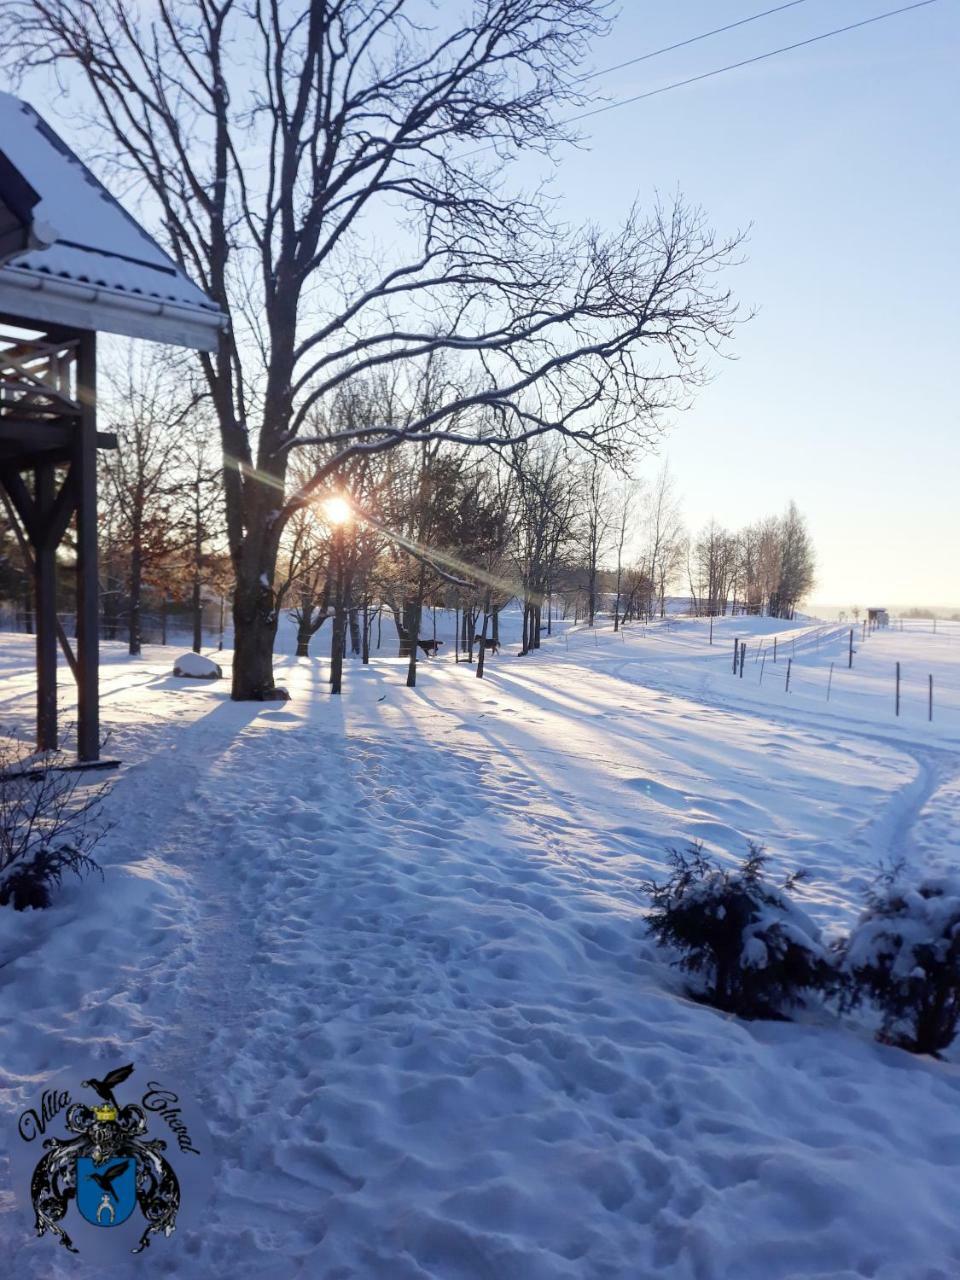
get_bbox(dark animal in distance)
[473,637,500,654]
[417,639,444,657]
[86,1159,131,1203]
[82,1064,134,1109]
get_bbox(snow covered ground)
[1,616,959,1279]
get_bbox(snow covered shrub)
[0,736,109,910]
[643,843,833,1019]
[839,867,960,1056]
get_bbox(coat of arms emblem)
[29,1064,181,1254]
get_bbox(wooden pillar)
[34,462,58,751]
[75,331,100,761]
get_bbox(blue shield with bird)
[76,1156,137,1228]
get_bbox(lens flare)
[323,495,352,526]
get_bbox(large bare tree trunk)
[232,571,282,699]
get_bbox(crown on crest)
[92,1103,118,1123]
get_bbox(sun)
[322,495,352,526]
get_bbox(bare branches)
[1,0,742,696]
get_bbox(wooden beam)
[0,465,39,544]
[45,467,78,549]
[74,330,99,763]
[0,420,72,447]
[0,485,78,680]
[34,462,58,750]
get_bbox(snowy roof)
[0,92,224,351]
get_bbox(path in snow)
[1,631,960,1279]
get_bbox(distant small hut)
[867,608,889,629]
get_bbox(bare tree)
[610,478,642,632]
[643,463,685,618]
[4,1,741,699]
[101,352,199,655]
[579,460,614,628]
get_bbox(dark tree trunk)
[406,568,425,688]
[128,537,142,656]
[295,607,313,657]
[492,608,500,645]
[191,574,203,653]
[476,593,492,678]
[348,606,361,656]
[362,601,370,664]
[232,574,281,698]
[398,599,418,658]
[330,608,345,693]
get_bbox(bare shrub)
[0,734,110,910]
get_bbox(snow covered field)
[1,616,959,1279]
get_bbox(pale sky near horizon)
[532,0,958,608]
[12,1,957,608]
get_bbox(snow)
[172,652,222,679]
[1,615,959,1278]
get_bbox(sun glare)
[323,495,352,526]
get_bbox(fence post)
[709,615,713,646]
[773,636,777,664]
[826,661,834,702]
[732,638,739,674]
[759,654,766,684]
[895,662,901,717]
[848,629,854,669]
[929,673,933,722]
[739,643,746,677]
[785,657,792,693]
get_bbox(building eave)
[0,267,225,351]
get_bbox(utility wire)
[566,0,942,125]
[576,0,816,83]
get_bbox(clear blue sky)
[535,0,959,608]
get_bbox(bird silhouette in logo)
[81,1064,134,1110]
[85,1159,131,1203]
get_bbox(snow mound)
[172,653,222,679]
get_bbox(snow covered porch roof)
[0,91,224,351]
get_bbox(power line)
[576,0,816,83]
[566,0,942,126]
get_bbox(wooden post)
[35,462,58,751]
[709,615,713,646]
[785,657,792,693]
[773,636,777,664]
[759,654,766,684]
[928,673,933,722]
[739,643,746,677]
[827,661,834,702]
[848,628,854,669]
[732,638,738,674]
[75,330,100,762]
[895,662,900,717]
